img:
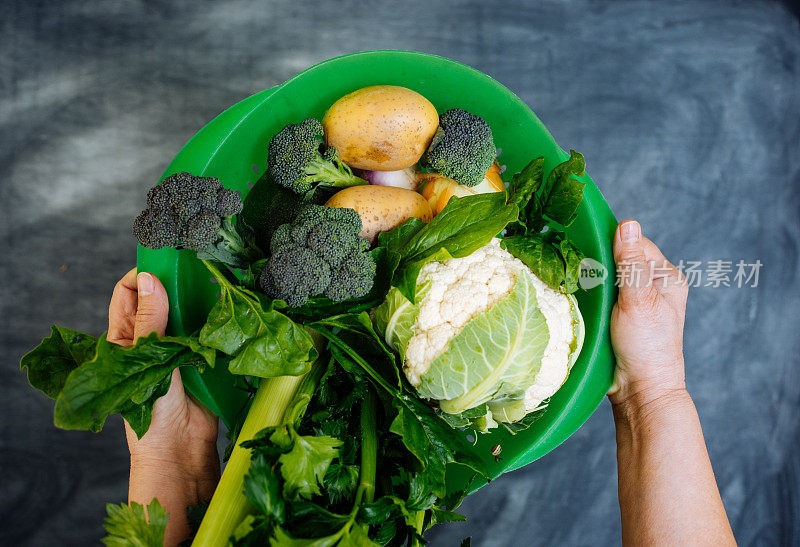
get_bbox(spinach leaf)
[200,260,317,378]
[386,193,518,302]
[52,333,215,438]
[119,373,173,438]
[506,157,544,235]
[501,231,586,294]
[377,217,426,255]
[102,499,168,547]
[539,150,585,227]
[508,150,585,235]
[21,326,98,399]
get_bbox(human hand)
[608,220,689,411]
[108,269,220,544]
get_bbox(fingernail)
[137,272,154,295]
[620,220,641,243]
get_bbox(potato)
[323,85,438,171]
[325,185,433,244]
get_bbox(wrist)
[130,441,220,485]
[611,382,693,430]
[608,351,686,405]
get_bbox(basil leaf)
[392,193,518,302]
[21,326,98,399]
[53,333,215,437]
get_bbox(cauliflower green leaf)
[415,269,550,414]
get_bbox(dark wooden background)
[2,1,798,544]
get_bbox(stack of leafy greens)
[21,134,589,545]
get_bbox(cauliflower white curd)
[402,239,579,412]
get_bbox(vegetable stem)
[203,259,237,290]
[192,374,306,547]
[410,510,425,546]
[311,326,396,395]
[349,387,377,539]
[357,388,378,506]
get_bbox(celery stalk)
[192,374,305,546]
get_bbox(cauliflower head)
[375,239,584,425]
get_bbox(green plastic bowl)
[137,50,617,490]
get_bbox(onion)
[354,165,422,191]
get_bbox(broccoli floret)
[258,205,376,307]
[181,211,221,252]
[306,221,368,269]
[267,118,367,196]
[267,246,332,307]
[133,172,257,267]
[133,209,180,249]
[422,108,496,187]
[325,251,377,302]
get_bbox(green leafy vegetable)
[503,150,589,293]
[311,313,487,497]
[243,455,286,525]
[21,325,98,399]
[382,193,518,302]
[101,499,168,547]
[508,150,585,235]
[506,157,544,233]
[53,333,215,438]
[538,150,586,226]
[22,328,215,439]
[200,260,317,377]
[278,431,342,499]
[501,232,586,294]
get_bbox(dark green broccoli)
[267,118,367,196]
[133,172,259,267]
[422,108,496,187]
[239,173,323,253]
[258,205,375,307]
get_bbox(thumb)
[613,220,656,310]
[133,272,169,342]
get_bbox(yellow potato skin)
[323,85,439,171]
[325,186,433,244]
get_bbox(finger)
[150,368,187,415]
[133,272,169,342]
[108,268,139,346]
[613,220,658,310]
